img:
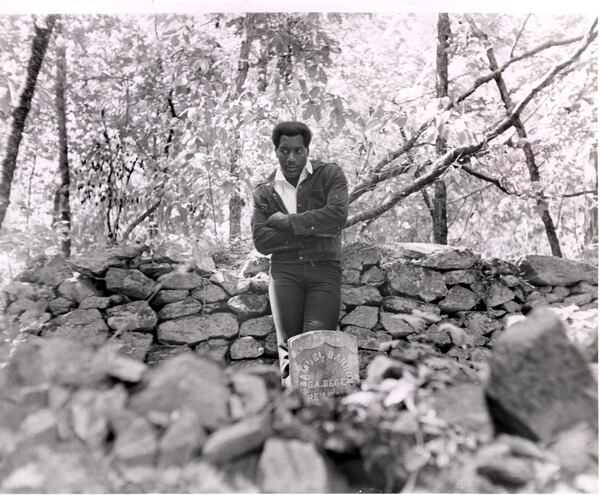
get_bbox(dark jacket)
[251,159,349,262]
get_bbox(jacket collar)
[266,158,324,183]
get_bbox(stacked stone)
[1,245,278,371]
[2,242,597,376]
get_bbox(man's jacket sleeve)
[251,188,304,255]
[288,164,349,238]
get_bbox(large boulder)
[106,301,157,333]
[51,309,109,346]
[69,244,147,277]
[485,308,598,442]
[386,262,448,302]
[157,312,238,345]
[519,255,598,286]
[105,268,157,300]
[129,353,230,429]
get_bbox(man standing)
[251,121,349,381]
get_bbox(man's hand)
[267,212,292,230]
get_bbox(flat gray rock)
[240,315,275,337]
[114,331,153,361]
[106,300,157,333]
[340,305,379,329]
[342,242,382,270]
[360,266,385,286]
[52,309,109,346]
[105,268,157,300]
[57,278,100,303]
[158,297,203,321]
[157,312,238,345]
[227,294,269,319]
[485,282,515,308]
[519,255,598,286]
[150,289,189,309]
[47,297,75,316]
[439,285,480,313]
[381,295,440,315]
[230,336,264,359]
[69,244,147,277]
[340,285,382,306]
[158,271,209,290]
[379,312,416,337]
[386,262,448,302]
[191,283,229,304]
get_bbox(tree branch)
[346,20,597,228]
[460,163,513,194]
[348,25,589,206]
[121,197,163,241]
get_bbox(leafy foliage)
[0,13,596,285]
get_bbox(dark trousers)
[269,260,342,376]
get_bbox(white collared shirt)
[273,160,313,214]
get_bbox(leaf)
[383,377,416,407]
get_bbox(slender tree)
[55,36,71,257]
[0,15,56,231]
[468,16,563,256]
[228,13,255,241]
[432,13,451,244]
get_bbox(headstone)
[288,330,359,403]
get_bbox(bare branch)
[510,15,531,57]
[121,197,162,241]
[348,25,590,206]
[346,21,598,228]
[460,163,513,195]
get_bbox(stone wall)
[0,242,597,493]
[1,242,598,375]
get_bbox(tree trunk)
[487,48,563,257]
[0,15,56,231]
[55,42,71,257]
[229,13,255,242]
[584,143,598,246]
[431,13,451,244]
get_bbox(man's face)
[276,134,309,183]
